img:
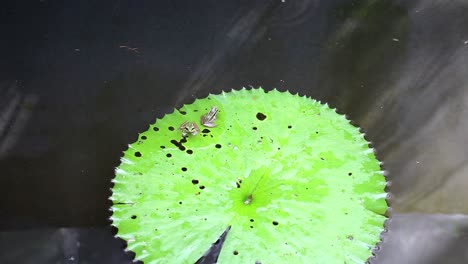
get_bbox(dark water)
[1,0,467,263]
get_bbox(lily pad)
[110,88,388,263]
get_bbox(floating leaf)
[110,88,388,263]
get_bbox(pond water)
[1,0,467,263]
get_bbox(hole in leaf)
[348,172,352,176]
[153,127,159,131]
[179,201,183,205]
[215,144,222,149]
[252,127,257,130]
[199,185,205,190]
[192,179,199,185]
[180,111,187,115]
[134,152,142,157]
[166,153,172,158]
[256,112,267,121]
[187,149,193,154]
[233,250,239,255]
[250,219,254,222]
[160,145,166,149]
[141,136,147,140]
[287,125,292,129]
[202,128,210,133]
[272,221,279,226]
[168,126,175,131]
[236,179,242,188]
[170,139,185,151]
[131,215,137,219]
[181,167,187,172]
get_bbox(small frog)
[179,121,200,138]
[200,106,219,127]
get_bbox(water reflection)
[323,0,468,214]
[170,0,468,216]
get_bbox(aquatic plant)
[110,88,388,263]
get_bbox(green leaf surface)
[111,88,388,264]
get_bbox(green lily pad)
[110,88,388,263]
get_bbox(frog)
[200,106,219,127]
[179,121,200,138]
